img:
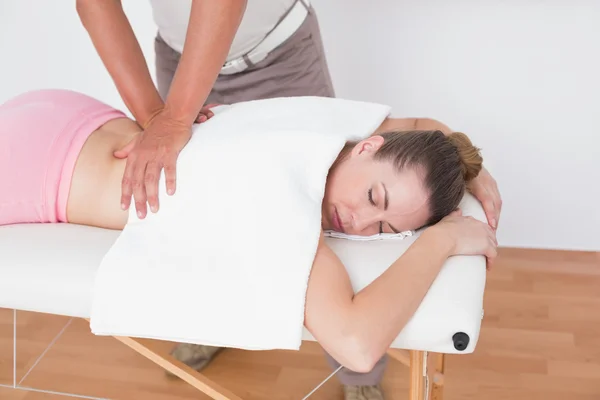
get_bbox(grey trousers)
[154,6,388,387]
[155,6,335,103]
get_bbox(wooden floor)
[1,247,599,400]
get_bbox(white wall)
[0,1,155,113]
[1,1,599,251]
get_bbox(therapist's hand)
[114,110,192,219]
[468,166,502,231]
[115,105,220,218]
[195,103,220,123]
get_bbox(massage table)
[0,193,487,400]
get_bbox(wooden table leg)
[112,335,242,400]
[387,349,410,368]
[429,353,445,400]
[409,350,428,400]
[83,318,241,399]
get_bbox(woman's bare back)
[66,117,141,230]
[64,115,426,231]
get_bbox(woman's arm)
[304,228,452,372]
[304,213,497,373]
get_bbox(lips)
[332,207,345,233]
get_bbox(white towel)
[90,97,391,351]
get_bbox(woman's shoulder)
[373,117,418,134]
[373,117,451,135]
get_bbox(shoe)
[165,343,224,377]
[343,384,385,400]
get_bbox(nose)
[350,209,383,235]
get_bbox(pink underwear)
[0,89,126,225]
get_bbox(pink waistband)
[0,89,127,225]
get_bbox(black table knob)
[452,332,470,351]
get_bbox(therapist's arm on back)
[76,0,247,218]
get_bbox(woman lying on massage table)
[0,89,497,373]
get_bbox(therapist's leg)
[154,34,175,101]
[155,5,334,106]
[154,8,385,398]
[209,6,335,102]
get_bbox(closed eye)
[368,188,384,234]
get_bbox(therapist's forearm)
[76,0,164,127]
[164,0,247,126]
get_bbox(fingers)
[486,256,495,271]
[164,153,178,196]
[470,169,503,231]
[117,137,139,211]
[195,105,218,123]
[119,111,190,218]
[121,151,175,218]
[145,161,162,214]
[132,156,149,219]
[113,138,136,159]
[492,183,502,228]
[482,194,497,230]
[120,154,136,211]
[485,230,498,270]
[485,220,498,246]
[120,150,154,217]
[486,236,498,270]
[481,188,500,230]
[489,233,498,251]
[483,173,502,230]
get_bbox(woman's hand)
[433,209,498,269]
[468,166,502,230]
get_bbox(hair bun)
[447,131,483,182]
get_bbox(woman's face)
[322,136,432,235]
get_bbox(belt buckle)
[221,57,248,75]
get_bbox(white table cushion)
[0,195,486,354]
